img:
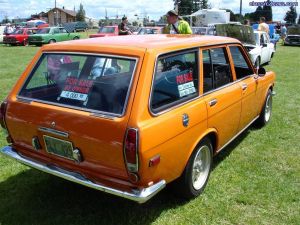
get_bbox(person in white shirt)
[258,17,269,35]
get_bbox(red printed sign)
[176,71,194,85]
[63,77,94,94]
[60,78,94,101]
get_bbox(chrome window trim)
[17,51,139,118]
[149,48,200,117]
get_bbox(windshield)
[37,28,50,34]
[287,26,300,35]
[19,53,137,116]
[12,29,24,34]
[99,27,115,33]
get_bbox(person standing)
[281,24,287,43]
[118,16,132,35]
[258,17,269,34]
[162,10,192,34]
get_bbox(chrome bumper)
[0,146,166,203]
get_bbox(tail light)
[124,128,139,173]
[0,101,12,144]
[0,101,8,130]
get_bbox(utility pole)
[240,0,242,15]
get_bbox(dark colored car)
[63,22,88,32]
[3,28,37,46]
[284,26,300,46]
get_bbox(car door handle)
[242,83,248,91]
[209,99,218,107]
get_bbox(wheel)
[256,89,272,127]
[23,39,28,46]
[49,39,56,44]
[73,36,80,40]
[174,138,213,199]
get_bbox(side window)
[60,28,67,33]
[202,50,213,93]
[151,51,199,111]
[202,47,232,93]
[210,48,232,89]
[229,46,254,79]
[53,28,60,34]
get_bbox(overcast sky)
[0,0,298,22]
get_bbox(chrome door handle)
[242,83,248,90]
[209,99,218,107]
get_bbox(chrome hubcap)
[192,145,211,190]
[264,95,272,122]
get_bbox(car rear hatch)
[4,51,141,186]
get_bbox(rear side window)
[151,51,199,112]
[229,46,254,79]
[19,53,137,116]
[202,47,232,93]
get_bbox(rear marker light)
[149,155,160,167]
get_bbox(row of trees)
[173,0,299,24]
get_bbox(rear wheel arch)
[184,130,218,172]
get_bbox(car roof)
[42,34,240,54]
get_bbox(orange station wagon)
[0,35,275,203]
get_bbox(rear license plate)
[43,135,74,160]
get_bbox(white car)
[0,26,6,43]
[244,31,275,67]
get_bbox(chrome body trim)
[16,52,139,118]
[0,146,166,203]
[38,127,69,138]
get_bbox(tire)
[256,89,273,127]
[49,39,56,44]
[73,36,80,40]
[23,39,28,46]
[174,138,213,199]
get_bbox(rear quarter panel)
[128,49,210,186]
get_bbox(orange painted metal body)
[3,35,275,192]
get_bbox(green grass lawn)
[0,44,299,225]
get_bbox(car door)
[228,45,259,131]
[201,47,242,149]
[52,28,60,41]
[260,33,269,64]
[59,28,70,41]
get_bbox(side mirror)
[256,67,266,76]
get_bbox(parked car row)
[0,26,80,46]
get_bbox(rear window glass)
[19,53,137,116]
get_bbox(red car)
[3,28,37,46]
[89,26,119,38]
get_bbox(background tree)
[76,3,86,22]
[174,0,208,15]
[244,6,264,23]
[262,0,272,21]
[284,6,297,24]
[1,16,11,24]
